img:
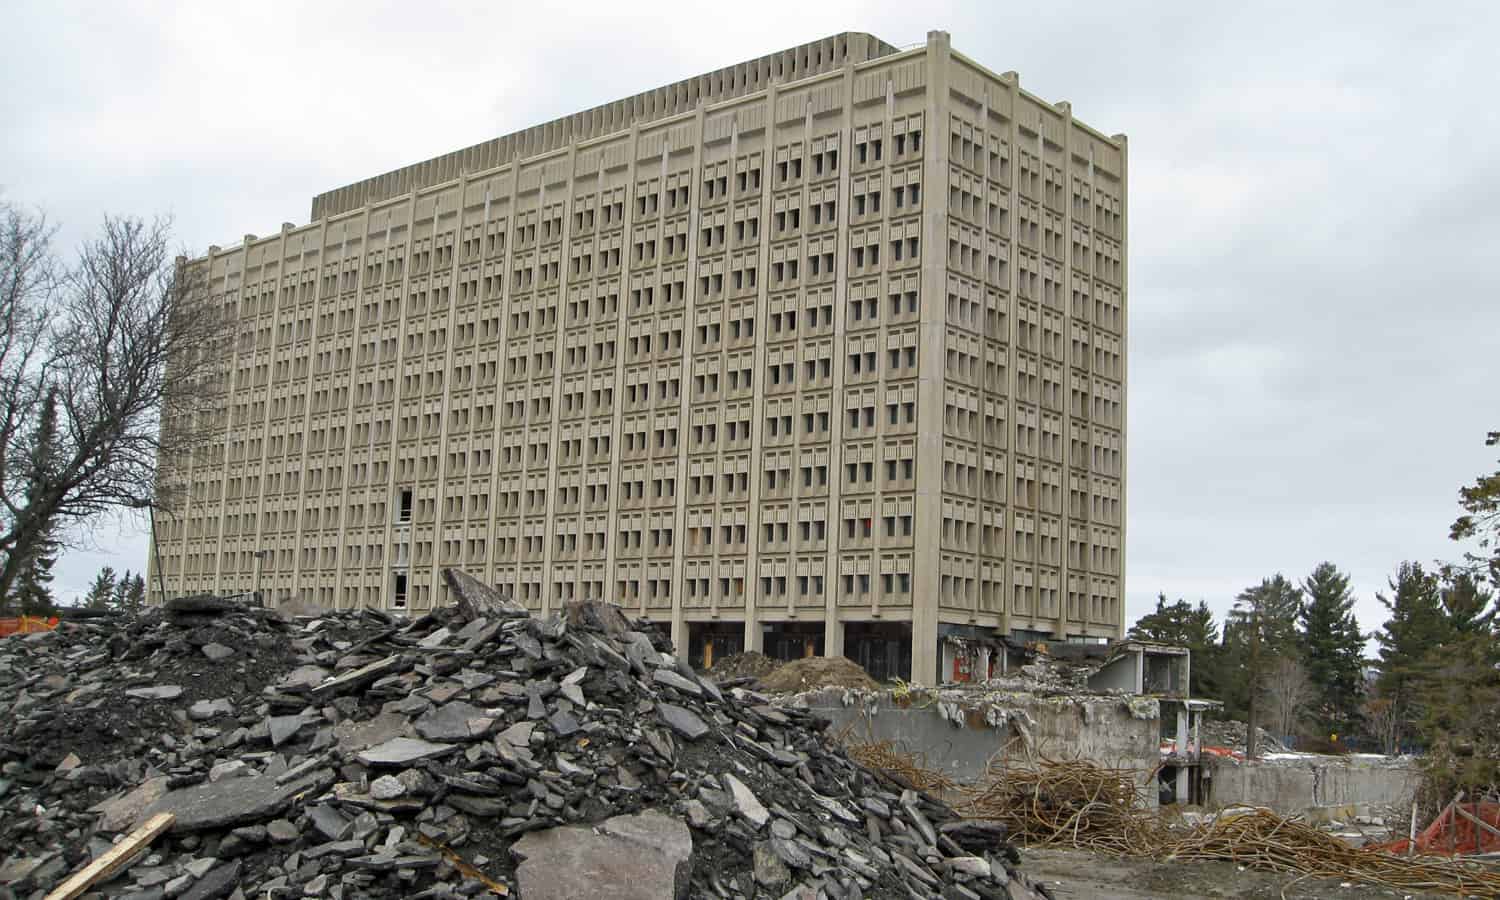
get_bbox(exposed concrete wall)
[1087,654,1139,693]
[1208,757,1420,816]
[799,689,1161,801]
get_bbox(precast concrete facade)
[149,31,1128,684]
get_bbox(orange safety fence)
[0,616,60,637]
[1157,740,1245,761]
[1377,799,1500,857]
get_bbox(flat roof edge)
[309,32,899,221]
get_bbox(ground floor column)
[824,612,844,658]
[910,611,938,686]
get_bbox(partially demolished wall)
[796,688,1161,801]
[1208,755,1421,817]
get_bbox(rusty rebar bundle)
[845,738,958,794]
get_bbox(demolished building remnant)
[792,643,1205,802]
[1206,750,1421,819]
[804,685,1164,795]
[856,749,1500,897]
[0,575,1055,898]
[1085,641,1190,697]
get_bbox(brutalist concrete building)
[149,31,1127,685]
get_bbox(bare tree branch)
[0,204,225,606]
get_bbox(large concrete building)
[149,31,1127,685]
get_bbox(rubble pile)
[755,658,879,694]
[1197,719,1291,755]
[975,660,1094,696]
[703,652,781,684]
[0,572,1054,899]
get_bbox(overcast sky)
[3,1,1496,644]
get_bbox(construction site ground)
[1019,847,1453,900]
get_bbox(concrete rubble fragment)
[511,809,692,899]
[0,567,1056,898]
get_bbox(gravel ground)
[1019,847,1456,900]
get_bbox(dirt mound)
[706,650,780,681]
[757,655,880,693]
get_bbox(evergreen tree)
[1451,429,1500,584]
[1417,627,1500,759]
[1418,569,1500,762]
[1127,593,1221,697]
[84,566,117,610]
[109,569,146,614]
[110,569,133,612]
[1374,561,1448,751]
[1438,567,1495,636]
[1298,562,1366,736]
[1226,574,1302,757]
[10,530,57,616]
[5,388,62,616]
[125,572,146,612]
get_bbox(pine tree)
[108,569,146,614]
[1418,627,1500,758]
[1374,561,1448,751]
[1438,568,1495,636]
[10,530,57,616]
[1451,429,1500,584]
[1298,562,1366,736]
[5,388,62,617]
[84,566,117,610]
[125,572,146,613]
[1226,574,1303,757]
[110,569,133,612]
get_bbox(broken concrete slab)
[355,737,457,767]
[200,642,235,662]
[333,711,408,754]
[266,715,305,748]
[413,701,494,742]
[653,668,703,696]
[511,809,692,900]
[656,702,709,741]
[176,859,241,900]
[563,598,632,637]
[139,771,331,833]
[92,776,172,833]
[723,774,770,828]
[164,595,243,616]
[124,685,183,701]
[309,654,404,697]
[369,775,406,800]
[443,567,528,619]
[187,698,234,721]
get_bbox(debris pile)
[851,743,1500,897]
[1196,719,1290,755]
[703,652,781,684]
[755,657,880,694]
[1,572,1053,899]
[977,660,1095,695]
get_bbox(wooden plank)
[44,812,174,900]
